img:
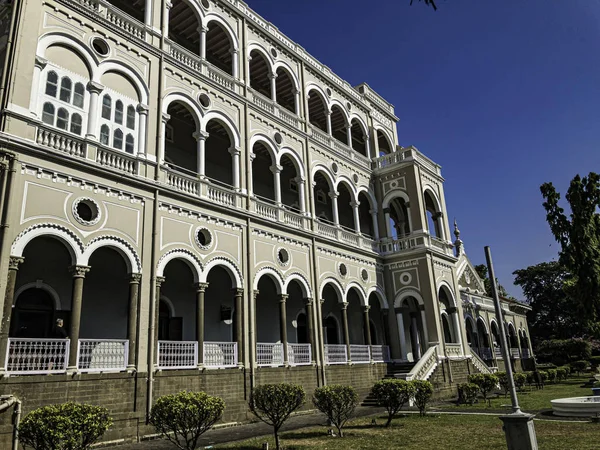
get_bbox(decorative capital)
[305,297,314,306]
[328,191,339,200]
[363,305,371,313]
[156,276,166,288]
[270,164,283,174]
[234,288,244,297]
[192,130,210,141]
[136,104,150,115]
[162,112,171,123]
[130,273,142,283]
[249,152,256,161]
[319,298,325,305]
[418,304,426,311]
[294,176,306,184]
[195,282,210,293]
[165,0,173,10]
[341,302,348,311]
[8,256,24,271]
[382,207,390,214]
[34,56,48,70]
[279,294,289,303]
[253,290,260,299]
[70,265,91,278]
[229,146,241,157]
[86,81,104,95]
[447,306,458,314]
[432,212,444,220]
[350,200,360,208]
[405,201,411,208]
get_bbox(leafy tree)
[371,379,415,427]
[457,383,479,405]
[18,402,112,450]
[570,360,588,375]
[149,391,225,450]
[249,383,306,450]
[513,262,577,342]
[541,173,600,336]
[312,385,358,437]
[468,373,498,405]
[412,380,434,416]
[536,339,591,365]
[513,373,527,391]
[496,372,509,397]
[474,264,512,298]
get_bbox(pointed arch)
[249,134,278,163]
[311,165,335,190]
[203,14,239,51]
[96,61,149,104]
[437,281,457,308]
[163,93,202,131]
[37,33,97,79]
[156,249,202,283]
[394,288,425,309]
[278,147,305,179]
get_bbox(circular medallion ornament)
[399,272,412,286]
[195,227,214,250]
[73,198,101,226]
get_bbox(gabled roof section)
[456,252,486,294]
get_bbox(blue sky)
[245,0,600,298]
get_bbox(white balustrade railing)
[310,126,331,146]
[494,347,503,358]
[165,167,200,195]
[480,347,493,360]
[333,139,352,158]
[168,40,203,72]
[445,343,462,358]
[207,66,236,92]
[350,345,371,364]
[371,345,390,363]
[254,198,278,221]
[278,108,299,128]
[324,344,348,365]
[372,149,407,169]
[206,185,236,207]
[340,229,360,246]
[257,343,284,367]
[317,221,338,239]
[251,90,275,114]
[378,236,419,254]
[510,348,521,359]
[96,148,137,175]
[77,339,128,372]
[5,338,69,375]
[282,209,303,228]
[36,126,85,158]
[157,341,198,370]
[287,343,311,366]
[72,0,146,40]
[470,350,493,375]
[406,346,439,381]
[203,342,237,368]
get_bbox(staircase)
[361,362,416,406]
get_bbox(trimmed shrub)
[556,367,567,382]
[457,383,479,405]
[570,360,588,375]
[250,383,306,450]
[149,391,225,450]
[18,402,112,450]
[546,369,558,384]
[514,372,527,391]
[496,372,509,396]
[468,373,499,403]
[539,371,549,383]
[371,379,415,427]
[313,385,359,437]
[412,380,434,416]
[525,371,535,387]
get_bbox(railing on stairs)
[405,346,439,381]
[470,350,495,374]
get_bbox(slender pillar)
[411,314,422,359]
[253,290,259,364]
[370,209,380,239]
[346,124,352,148]
[163,1,172,38]
[341,303,351,361]
[384,209,392,238]
[305,298,315,363]
[85,82,104,139]
[158,113,170,165]
[231,49,239,79]
[363,305,372,346]
[419,304,430,347]
[144,0,152,27]
[154,277,165,366]
[396,309,408,361]
[279,294,288,365]
[199,26,208,59]
[330,191,340,225]
[234,288,243,365]
[381,309,390,346]
[372,128,380,157]
[293,88,301,115]
[193,131,208,178]
[297,177,306,213]
[136,104,149,158]
[127,273,142,369]
[271,164,282,205]
[229,146,241,190]
[326,110,332,136]
[68,265,90,370]
[270,73,277,102]
[351,200,360,233]
[196,282,208,367]
[0,257,24,367]
[248,152,256,196]
[364,134,372,159]
[29,57,47,115]
[448,306,462,348]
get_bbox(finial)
[453,219,463,257]
[454,219,460,240]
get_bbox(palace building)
[0,0,533,444]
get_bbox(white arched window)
[126,105,135,129]
[125,134,135,154]
[59,78,72,103]
[56,108,69,130]
[42,102,55,125]
[102,95,112,120]
[113,128,123,150]
[70,113,82,135]
[115,100,123,125]
[73,83,85,108]
[100,124,110,145]
[45,72,58,97]
[97,87,137,154]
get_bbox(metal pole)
[485,246,521,414]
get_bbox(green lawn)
[437,375,592,413]
[217,414,599,450]
[218,376,598,449]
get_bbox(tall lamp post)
[485,246,538,450]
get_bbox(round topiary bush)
[371,378,415,427]
[313,385,358,437]
[468,373,499,403]
[513,372,527,391]
[411,380,434,416]
[458,383,479,405]
[150,391,225,450]
[18,402,112,450]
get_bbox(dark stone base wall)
[325,364,388,400]
[429,359,478,400]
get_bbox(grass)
[217,375,599,449]
[438,375,592,413]
[216,414,600,449]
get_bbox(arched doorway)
[324,316,339,345]
[11,288,56,338]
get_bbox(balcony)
[445,343,463,358]
[372,146,442,176]
[157,341,239,370]
[248,89,301,128]
[67,0,146,41]
[378,232,454,257]
[308,125,371,170]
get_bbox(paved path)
[108,406,385,449]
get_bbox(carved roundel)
[339,263,348,277]
[326,87,332,97]
[331,162,339,174]
[274,132,283,145]
[201,0,210,9]
[399,272,412,286]
[361,269,369,282]
[270,47,278,58]
[195,227,214,250]
[389,180,399,189]
[198,93,211,108]
[347,102,352,111]
[277,248,290,267]
[352,174,359,183]
[72,198,101,226]
[91,37,110,57]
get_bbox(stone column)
[158,113,170,165]
[0,257,24,366]
[448,306,462,347]
[199,25,208,59]
[381,309,390,345]
[163,1,172,38]
[154,277,165,366]
[196,282,209,367]
[383,208,392,238]
[231,49,239,79]
[144,0,152,27]
[234,288,244,365]
[372,128,380,156]
[395,308,408,361]
[252,290,259,365]
[326,110,332,136]
[229,146,241,190]
[270,73,277,102]
[346,124,352,148]
[419,304,430,348]
[29,57,47,115]
[127,273,142,369]
[411,314,422,359]
[293,88,301,115]
[363,305,372,347]
[296,176,306,214]
[370,209,380,239]
[351,200,361,233]
[193,131,208,178]
[68,265,90,370]
[85,82,104,139]
[248,152,256,196]
[330,191,340,226]
[341,303,350,361]
[364,133,371,159]
[271,164,282,205]
[279,294,288,365]
[136,104,149,158]
[305,298,315,363]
